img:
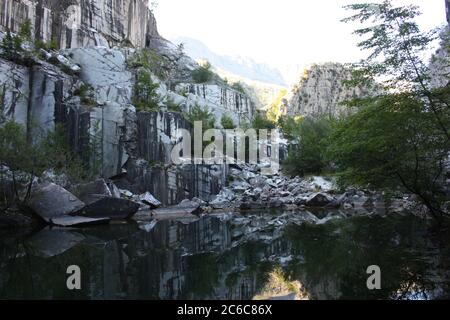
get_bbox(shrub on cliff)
[221,114,235,130]
[0,20,34,66]
[231,82,246,94]
[192,61,214,84]
[128,49,169,81]
[0,122,87,208]
[132,70,160,111]
[34,38,58,51]
[185,104,216,130]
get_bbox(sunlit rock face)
[288,63,374,117]
[176,83,255,126]
[0,0,159,49]
[0,58,29,126]
[0,1,248,203]
[428,30,450,90]
[0,56,77,136]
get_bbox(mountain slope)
[172,36,287,87]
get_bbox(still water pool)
[0,212,449,299]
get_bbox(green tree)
[283,116,333,176]
[327,94,449,218]
[192,61,214,83]
[132,70,160,111]
[0,122,86,209]
[185,104,216,130]
[128,49,169,80]
[18,19,32,42]
[231,82,246,94]
[332,0,450,219]
[342,1,449,142]
[220,114,235,129]
[277,115,304,140]
[0,29,23,63]
[252,112,276,131]
[0,122,37,202]
[0,20,34,65]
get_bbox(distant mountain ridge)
[171,36,287,87]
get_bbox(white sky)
[153,0,447,69]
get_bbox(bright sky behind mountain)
[154,0,446,71]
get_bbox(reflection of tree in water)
[183,253,219,299]
[0,215,449,300]
[284,215,444,300]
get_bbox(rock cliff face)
[0,0,257,206]
[288,63,374,117]
[0,0,159,49]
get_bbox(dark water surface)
[0,212,449,300]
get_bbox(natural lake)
[1,212,449,300]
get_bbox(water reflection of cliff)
[0,215,449,300]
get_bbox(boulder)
[178,199,203,214]
[72,179,117,205]
[249,176,267,188]
[294,196,308,206]
[138,192,162,208]
[75,197,140,219]
[230,180,251,193]
[268,198,284,208]
[50,216,110,227]
[279,191,292,197]
[290,186,305,196]
[28,183,85,221]
[305,193,334,207]
[151,199,203,220]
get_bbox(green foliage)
[128,49,169,80]
[34,38,58,51]
[0,122,36,174]
[220,114,235,129]
[266,89,287,123]
[132,70,160,111]
[179,87,189,97]
[231,82,246,94]
[338,0,450,218]
[0,29,25,64]
[277,115,304,140]
[73,83,96,106]
[191,61,214,83]
[18,19,32,41]
[184,104,216,130]
[165,97,182,113]
[251,112,276,130]
[40,124,87,183]
[326,93,450,217]
[283,116,333,176]
[0,122,88,205]
[0,20,35,65]
[185,253,219,298]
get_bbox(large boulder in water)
[27,183,110,226]
[75,197,140,219]
[151,199,203,221]
[305,193,334,207]
[28,183,85,220]
[138,192,162,208]
[72,179,121,205]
